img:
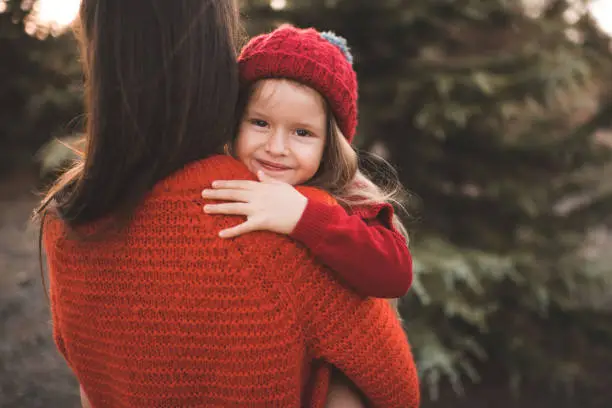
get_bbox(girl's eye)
[249,119,268,128]
[295,128,312,137]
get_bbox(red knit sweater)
[44,155,420,408]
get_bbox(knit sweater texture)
[43,155,420,408]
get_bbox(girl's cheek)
[242,132,271,152]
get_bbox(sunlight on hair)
[270,0,287,11]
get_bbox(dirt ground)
[0,170,610,408]
[0,170,80,407]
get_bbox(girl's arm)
[290,198,412,299]
[201,174,412,299]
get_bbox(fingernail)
[203,205,210,213]
[211,181,219,188]
[218,231,226,238]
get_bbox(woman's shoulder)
[151,155,255,195]
[295,186,337,206]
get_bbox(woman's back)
[44,156,419,407]
[39,2,419,405]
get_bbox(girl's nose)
[265,130,287,155]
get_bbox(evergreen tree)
[14,0,612,401]
[241,0,612,399]
[0,0,81,175]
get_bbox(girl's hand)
[201,171,308,238]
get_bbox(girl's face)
[235,79,327,186]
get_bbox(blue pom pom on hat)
[320,31,354,65]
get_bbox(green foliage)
[0,0,82,175]
[241,0,612,399]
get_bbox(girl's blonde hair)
[306,113,410,316]
[305,111,411,246]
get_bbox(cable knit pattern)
[238,25,359,142]
[43,155,419,408]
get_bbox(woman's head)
[38,0,243,226]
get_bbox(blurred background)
[1,0,612,407]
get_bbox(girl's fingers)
[203,202,250,215]
[210,180,259,190]
[218,219,260,238]
[257,170,274,183]
[201,188,251,202]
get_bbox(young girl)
[201,25,413,406]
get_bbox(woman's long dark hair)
[34,0,243,227]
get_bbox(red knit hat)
[238,25,358,142]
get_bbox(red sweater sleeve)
[290,199,413,299]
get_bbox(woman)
[36,1,420,407]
